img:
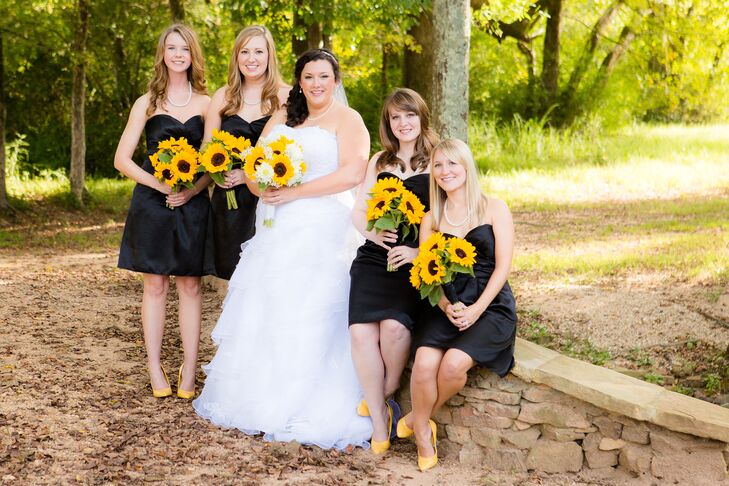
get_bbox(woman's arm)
[451,198,515,330]
[351,152,397,249]
[261,107,369,205]
[113,95,170,194]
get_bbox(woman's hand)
[260,186,296,206]
[368,229,398,250]
[386,245,419,269]
[157,182,173,195]
[223,168,245,189]
[166,187,196,207]
[447,302,485,332]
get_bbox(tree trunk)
[404,11,435,111]
[432,0,470,141]
[169,0,185,22]
[541,0,562,108]
[292,2,323,57]
[71,0,89,206]
[0,32,8,211]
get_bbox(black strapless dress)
[206,115,270,280]
[414,224,517,376]
[348,172,429,330]
[118,114,210,276]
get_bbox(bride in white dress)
[193,49,373,449]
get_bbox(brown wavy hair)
[146,24,207,117]
[376,88,439,173]
[220,26,284,118]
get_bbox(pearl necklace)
[307,99,335,122]
[167,82,192,107]
[444,201,470,227]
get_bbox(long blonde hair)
[220,26,283,118]
[146,24,207,117]
[429,139,488,231]
[376,88,439,173]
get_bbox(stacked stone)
[397,368,729,483]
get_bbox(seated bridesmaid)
[398,138,517,471]
[349,88,438,454]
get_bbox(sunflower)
[227,136,251,157]
[371,177,404,200]
[409,263,422,289]
[171,150,198,183]
[158,136,193,152]
[366,194,391,221]
[149,153,161,168]
[244,146,266,180]
[200,143,230,173]
[271,154,295,186]
[398,191,426,225]
[419,251,445,285]
[447,238,477,267]
[421,232,448,253]
[268,138,288,156]
[154,162,178,187]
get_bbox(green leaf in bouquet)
[427,286,443,307]
[158,152,172,163]
[451,263,474,275]
[366,220,376,231]
[419,283,433,299]
[209,172,225,185]
[401,224,410,240]
[374,215,396,231]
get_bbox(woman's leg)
[350,323,389,441]
[176,276,202,390]
[432,348,474,414]
[410,346,444,459]
[379,319,411,398]
[142,273,170,390]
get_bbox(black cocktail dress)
[348,171,429,331]
[415,224,517,376]
[206,115,270,280]
[118,114,209,276]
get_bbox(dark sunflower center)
[406,202,414,211]
[211,153,226,166]
[274,162,287,177]
[253,157,263,169]
[455,248,466,258]
[384,188,398,193]
[427,260,439,275]
[231,148,241,154]
[162,169,173,180]
[375,201,386,210]
[177,160,191,173]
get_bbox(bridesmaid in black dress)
[400,139,517,471]
[202,26,290,280]
[115,24,211,399]
[349,88,439,454]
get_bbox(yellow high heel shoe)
[371,403,393,455]
[417,419,438,472]
[151,366,172,398]
[397,412,414,438]
[176,364,195,399]
[357,399,370,417]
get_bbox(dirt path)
[1,200,725,483]
[1,249,617,485]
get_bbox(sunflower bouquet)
[409,232,477,306]
[365,177,426,271]
[150,137,200,210]
[243,134,306,227]
[198,129,252,210]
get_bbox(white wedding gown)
[193,124,372,449]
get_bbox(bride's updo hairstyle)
[429,138,488,232]
[286,49,341,127]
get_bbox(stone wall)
[397,339,729,485]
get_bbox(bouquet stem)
[225,189,238,210]
[263,203,275,228]
[387,263,396,272]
